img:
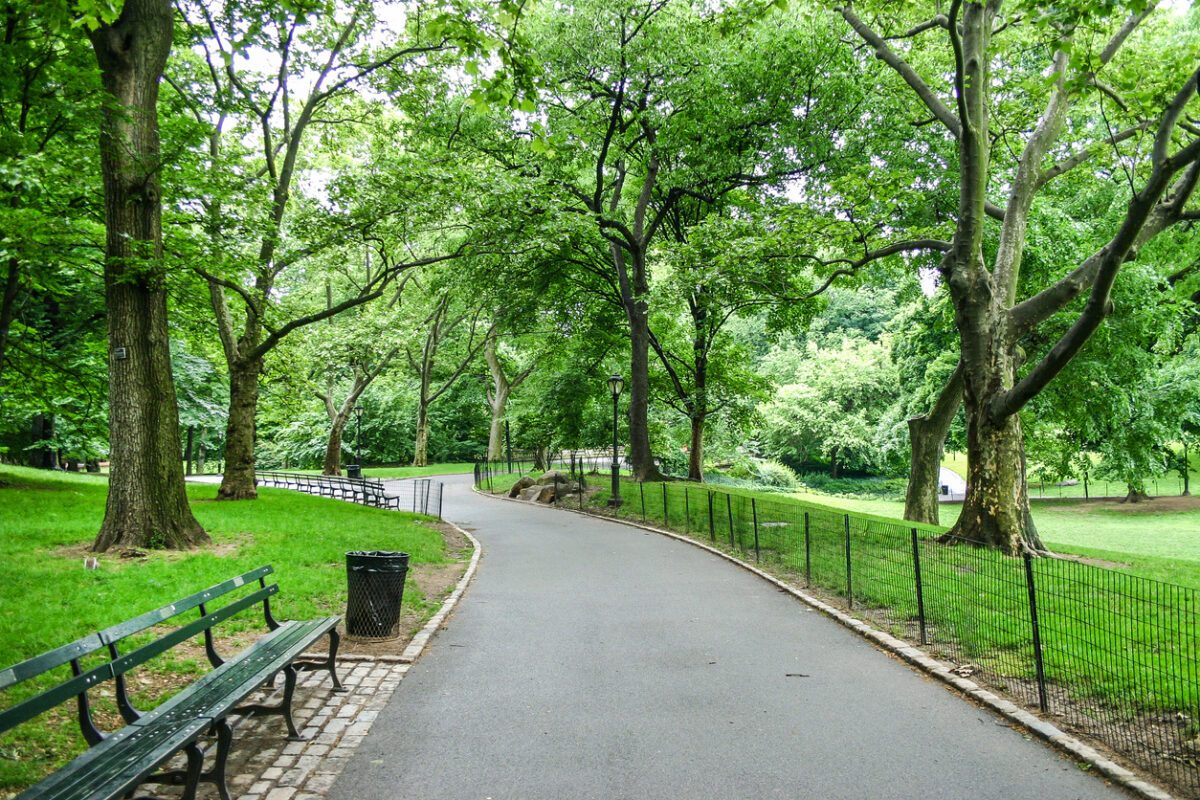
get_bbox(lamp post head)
[608,373,624,399]
[353,405,363,421]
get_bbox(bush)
[755,459,799,488]
[798,472,907,498]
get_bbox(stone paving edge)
[245,519,482,800]
[473,486,1173,800]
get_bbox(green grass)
[787,490,1200,586]
[0,465,457,791]
[941,450,1200,500]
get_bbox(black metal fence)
[256,470,443,519]
[475,462,1200,797]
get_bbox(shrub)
[755,459,799,488]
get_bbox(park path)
[328,475,1126,800]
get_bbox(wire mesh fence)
[256,470,443,518]
[474,459,1200,797]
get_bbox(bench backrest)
[0,634,110,742]
[0,565,281,742]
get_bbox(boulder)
[520,485,544,502]
[532,484,559,504]
[535,469,571,486]
[508,476,536,498]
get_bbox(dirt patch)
[338,520,471,658]
[1043,495,1200,514]
[51,535,251,563]
[1052,552,1131,571]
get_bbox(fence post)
[437,484,443,520]
[555,474,560,506]
[662,483,668,527]
[910,528,927,646]
[684,487,690,533]
[844,514,853,609]
[708,492,715,542]
[751,498,760,562]
[804,511,811,587]
[726,493,735,548]
[1022,552,1050,713]
[640,482,646,522]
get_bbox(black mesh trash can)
[345,551,409,640]
[347,464,362,479]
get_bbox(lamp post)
[608,374,624,507]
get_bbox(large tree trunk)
[88,0,208,551]
[322,413,348,476]
[487,384,509,461]
[625,298,662,481]
[412,400,429,467]
[904,364,964,525]
[217,356,262,500]
[688,413,704,482]
[905,420,945,524]
[947,372,1044,554]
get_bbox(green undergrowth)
[0,465,453,792]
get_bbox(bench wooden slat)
[0,659,112,734]
[13,715,212,800]
[109,585,279,678]
[133,618,336,726]
[97,567,274,644]
[0,633,104,692]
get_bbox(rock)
[509,476,535,498]
[519,485,544,502]
[535,470,571,486]
[533,484,558,504]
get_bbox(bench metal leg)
[235,664,305,741]
[207,718,234,800]
[293,628,346,693]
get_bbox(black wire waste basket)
[345,550,409,640]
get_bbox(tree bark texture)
[88,0,208,551]
[485,331,532,461]
[688,413,705,482]
[322,414,348,476]
[217,356,262,500]
[413,401,430,467]
[904,363,964,525]
[624,298,660,481]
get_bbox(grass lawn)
[792,489,1200,588]
[941,451,1200,499]
[0,465,458,792]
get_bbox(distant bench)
[0,565,342,800]
[255,470,400,509]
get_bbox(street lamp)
[608,374,624,507]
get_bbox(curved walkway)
[329,475,1127,800]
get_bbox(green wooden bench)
[0,565,343,800]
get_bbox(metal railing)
[256,470,442,519]
[475,463,1200,797]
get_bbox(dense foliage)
[0,0,1196,550]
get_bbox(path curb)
[474,485,1172,800]
[254,519,482,800]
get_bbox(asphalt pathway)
[329,474,1128,800]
